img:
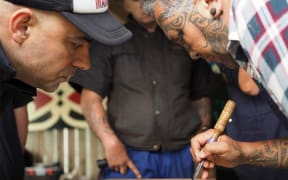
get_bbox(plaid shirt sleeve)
[231,0,288,117]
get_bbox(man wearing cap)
[0,0,130,178]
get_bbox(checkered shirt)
[230,0,288,117]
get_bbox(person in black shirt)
[0,80,33,180]
[0,0,131,179]
[70,0,217,178]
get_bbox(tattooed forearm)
[247,141,278,167]
[246,139,288,168]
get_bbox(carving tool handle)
[193,100,236,179]
[209,100,236,142]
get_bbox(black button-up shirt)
[0,44,35,179]
[71,19,216,151]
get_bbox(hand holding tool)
[193,100,236,179]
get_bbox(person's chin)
[42,76,69,92]
[41,82,60,92]
[44,86,59,92]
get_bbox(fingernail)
[199,151,205,158]
[137,175,142,179]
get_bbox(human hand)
[104,138,141,178]
[194,167,216,180]
[190,129,242,178]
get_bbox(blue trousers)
[103,145,194,178]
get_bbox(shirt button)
[153,145,160,150]
[152,80,157,85]
[155,110,160,116]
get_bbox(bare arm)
[192,97,211,132]
[191,131,288,179]
[80,88,116,142]
[14,105,28,152]
[239,139,288,168]
[191,131,288,173]
[80,88,141,177]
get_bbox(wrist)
[235,141,248,166]
[101,134,119,147]
[200,125,210,132]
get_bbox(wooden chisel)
[193,100,236,179]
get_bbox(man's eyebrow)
[83,35,93,43]
[67,35,93,44]
[74,35,93,43]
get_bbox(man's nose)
[73,46,91,70]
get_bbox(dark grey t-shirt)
[70,20,216,151]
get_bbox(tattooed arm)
[239,139,288,168]
[191,97,212,132]
[191,130,288,169]
[80,88,141,177]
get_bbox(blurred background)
[25,82,104,180]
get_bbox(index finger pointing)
[127,160,142,178]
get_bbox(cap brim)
[61,11,132,46]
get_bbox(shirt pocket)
[112,45,145,85]
[166,46,193,81]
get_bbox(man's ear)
[123,1,131,14]
[9,8,33,45]
[123,0,135,14]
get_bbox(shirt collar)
[226,1,248,65]
[126,15,160,34]
[8,79,36,97]
[0,43,36,96]
[0,43,16,82]
[228,0,239,41]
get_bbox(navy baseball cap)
[6,0,132,45]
